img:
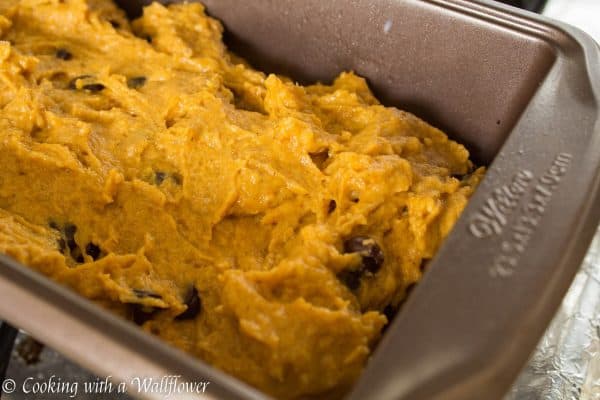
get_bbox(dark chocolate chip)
[381,304,397,332]
[67,75,104,92]
[64,224,78,254]
[55,48,72,60]
[337,268,362,291]
[85,242,101,260]
[132,289,163,299]
[328,199,337,214]
[127,76,147,89]
[419,258,431,272]
[63,223,77,239]
[109,20,120,28]
[131,304,158,325]
[82,83,105,92]
[175,287,201,320]
[16,336,44,365]
[171,173,183,185]
[57,238,66,253]
[309,150,329,169]
[383,304,396,322]
[67,238,78,253]
[154,171,182,186]
[52,222,85,262]
[68,75,92,90]
[154,171,166,185]
[452,170,474,182]
[69,245,84,263]
[68,242,83,263]
[344,236,384,274]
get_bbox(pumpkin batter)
[0,1,484,398]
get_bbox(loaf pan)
[1,1,599,399]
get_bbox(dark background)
[496,0,547,12]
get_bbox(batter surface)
[0,1,484,398]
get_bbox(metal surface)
[501,5,600,400]
[505,225,600,400]
[1,1,600,400]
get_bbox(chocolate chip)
[67,76,104,92]
[109,20,120,28]
[344,236,384,274]
[154,171,182,186]
[63,223,77,239]
[55,48,72,60]
[127,76,146,89]
[145,35,152,43]
[68,75,92,90]
[131,304,158,325]
[57,238,66,253]
[337,268,362,291]
[420,258,431,272]
[16,336,44,365]
[63,224,78,254]
[82,83,105,92]
[66,237,78,253]
[384,285,419,322]
[49,222,87,263]
[175,287,201,320]
[130,289,162,324]
[309,150,329,170]
[64,226,84,263]
[154,171,166,185]
[85,242,101,260]
[453,168,474,182]
[328,199,337,214]
[132,289,163,299]
[383,304,396,322]
[172,173,183,185]
[68,242,84,263]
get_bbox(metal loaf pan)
[1,1,599,399]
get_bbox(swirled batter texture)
[0,1,484,398]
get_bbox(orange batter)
[0,1,484,398]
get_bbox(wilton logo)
[468,170,534,238]
[489,153,572,277]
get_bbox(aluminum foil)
[506,226,600,400]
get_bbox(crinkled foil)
[506,227,600,400]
